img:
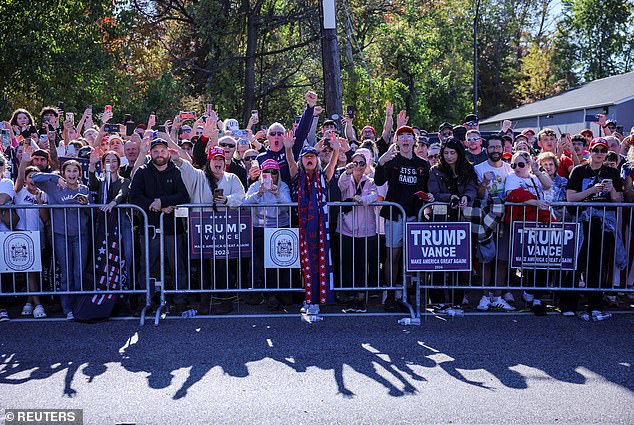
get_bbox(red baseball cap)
[521,128,535,136]
[589,138,608,151]
[395,125,415,138]
[580,129,594,137]
[207,147,226,160]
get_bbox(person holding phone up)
[32,160,91,320]
[562,138,624,321]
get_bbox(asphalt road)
[0,314,633,424]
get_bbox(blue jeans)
[54,233,88,314]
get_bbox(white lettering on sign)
[411,229,467,246]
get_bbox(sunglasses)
[219,142,236,148]
[428,155,439,160]
[417,138,429,144]
[511,162,526,169]
[467,137,480,142]
[352,160,366,167]
[572,142,585,146]
[263,169,279,175]
[244,156,257,161]
[268,131,284,136]
[441,131,452,137]
[465,121,478,127]
[591,148,607,154]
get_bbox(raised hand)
[313,106,324,116]
[385,101,393,117]
[283,130,295,149]
[396,110,409,127]
[305,90,317,107]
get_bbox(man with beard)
[374,125,433,311]
[474,135,515,311]
[465,129,487,165]
[129,138,190,310]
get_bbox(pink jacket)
[336,172,378,238]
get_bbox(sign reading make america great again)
[189,209,251,259]
[406,222,472,272]
[511,222,579,270]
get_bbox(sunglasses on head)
[269,131,284,136]
[244,156,257,161]
[263,169,279,175]
[352,160,366,167]
[591,148,607,154]
[219,142,235,148]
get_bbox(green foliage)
[0,0,632,128]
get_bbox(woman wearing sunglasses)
[243,159,292,310]
[426,138,477,313]
[505,151,552,315]
[336,149,379,313]
[561,138,623,321]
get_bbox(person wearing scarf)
[297,143,339,315]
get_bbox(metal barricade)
[411,201,634,317]
[154,202,416,325]
[0,204,152,325]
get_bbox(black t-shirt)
[567,163,622,203]
[374,154,430,219]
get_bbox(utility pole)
[321,0,343,122]
[473,0,481,115]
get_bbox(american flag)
[91,227,127,305]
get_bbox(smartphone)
[180,111,196,120]
[1,129,10,148]
[149,114,156,124]
[157,125,166,133]
[58,101,65,112]
[39,134,49,144]
[584,114,600,122]
[104,124,119,133]
[124,114,132,123]
[66,144,76,156]
[616,125,624,134]
[346,105,355,119]
[262,173,272,190]
[213,188,224,198]
[105,105,113,113]
[251,109,258,120]
[601,179,612,185]
[66,112,74,125]
[125,121,136,137]
[295,116,302,124]
[73,193,88,203]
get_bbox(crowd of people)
[1,91,633,322]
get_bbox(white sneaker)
[491,297,516,311]
[21,303,33,316]
[591,310,612,321]
[66,312,74,321]
[503,292,515,302]
[476,296,491,311]
[33,305,47,319]
[522,291,534,303]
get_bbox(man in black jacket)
[129,138,190,307]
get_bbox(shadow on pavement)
[0,315,632,399]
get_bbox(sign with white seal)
[264,228,300,268]
[0,231,42,272]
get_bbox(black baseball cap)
[438,122,453,132]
